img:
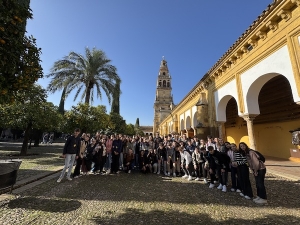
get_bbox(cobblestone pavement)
[0,170,300,225]
[0,142,64,182]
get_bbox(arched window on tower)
[163,72,165,75]
[163,80,166,87]
[167,82,170,87]
[159,81,161,87]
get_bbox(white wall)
[214,79,240,122]
[241,45,300,114]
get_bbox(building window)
[167,82,170,87]
[163,72,165,75]
[163,80,166,87]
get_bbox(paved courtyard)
[0,143,300,224]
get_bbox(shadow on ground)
[90,208,299,225]
[7,196,81,213]
[27,171,300,209]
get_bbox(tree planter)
[0,159,22,193]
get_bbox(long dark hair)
[238,142,250,156]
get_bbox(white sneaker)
[106,170,111,175]
[167,172,170,176]
[188,176,193,181]
[217,184,223,189]
[74,176,79,179]
[230,188,235,192]
[214,181,218,184]
[195,177,200,181]
[222,185,227,192]
[173,173,176,177]
[255,198,267,204]
[128,170,131,174]
[66,177,72,181]
[182,175,188,179]
[253,196,260,202]
[57,177,62,183]
[203,178,208,184]
[236,189,241,193]
[244,195,251,200]
[240,193,245,197]
[157,171,160,175]
[209,183,215,188]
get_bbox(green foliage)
[0,85,62,131]
[135,118,140,128]
[47,47,121,106]
[0,0,43,104]
[63,103,109,134]
[109,112,126,134]
[125,123,135,136]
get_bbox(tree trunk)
[84,84,92,104]
[58,87,67,114]
[20,121,32,156]
[33,129,42,147]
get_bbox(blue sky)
[27,0,272,126]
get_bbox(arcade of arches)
[155,0,300,159]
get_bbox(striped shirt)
[234,151,248,165]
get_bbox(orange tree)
[0,0,43,104]
[63,103,110,134]
[0,85,63,155]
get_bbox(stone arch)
[163,80,166,87]
[245,73,281,115]
[180,119,184,131]
[193,111,198,127]
[216,95,238,122]
[186,116,191,129]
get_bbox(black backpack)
[252,150,265,163]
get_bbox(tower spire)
[153,57,173,133]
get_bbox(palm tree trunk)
[84,84,93,104]
[58,87,67,114]
[20,121,32,156]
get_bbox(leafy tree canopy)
[63,103,109,134]
[0,0,43,104]
[47,47,121,106]
[0,85,62,131]
[109,112,126,134]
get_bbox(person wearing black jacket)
[139,150,150,173]
[148,148,158,173]
[57,128,81,183]
[207,146,230,192]
[111,134,123,174]
[93,140,104,174]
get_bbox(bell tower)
[153,57,174,133]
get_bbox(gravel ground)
[0,170,300,225]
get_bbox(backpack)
[251,150,265,163]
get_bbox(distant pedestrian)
[57,128,81,183]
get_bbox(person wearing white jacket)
[179,146,193,181]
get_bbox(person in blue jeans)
[57,128,81,183]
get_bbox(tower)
[153,57,174,134]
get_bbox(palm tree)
[111,79,121,114]
[46,47,121,109]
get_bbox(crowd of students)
[57,128,267,205]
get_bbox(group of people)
[41,132,54,144]
[57,128,267,205]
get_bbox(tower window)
[163,80,166,87]
[163,72,165,75]
[167,82,170,87]
[159,82,161,87]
